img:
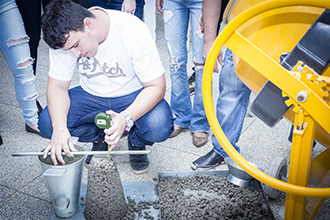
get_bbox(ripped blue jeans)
[163,0,209,133]
[0,0,38,126]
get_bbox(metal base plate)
[49,182,159,220]
[49,170,274,220]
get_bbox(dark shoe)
[128,139,149,174]
[25,124,43,137]
[169,125,186,138]
[192,132,208,147]
[191,150,225,171]
[85,140,108,166]
[0,133,2,145]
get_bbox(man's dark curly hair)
[41,0,95,49]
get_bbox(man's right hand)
[44,77,74,165]
[203,41,224,73]
[43,128,77,165]
[156,0,164,13]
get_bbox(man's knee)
[146,100,174,141]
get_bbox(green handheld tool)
[95,112,111,129]
[95,112,112,158]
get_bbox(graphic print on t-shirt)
[77,57,125,79]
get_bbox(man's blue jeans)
[163,0,209,133]
[212,49,251,158]
[38,87,174,148]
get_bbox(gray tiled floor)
[1,10,329,220]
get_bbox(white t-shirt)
[48,9,164,97]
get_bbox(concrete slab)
[20,175,50,202]
[0,191,51,220]
[0,107,48,189]
[0,63,20,107]
[238,118,292,171]
[0,185,15,204]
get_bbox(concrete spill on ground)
[158,174,274,219]
[122,196,159,220]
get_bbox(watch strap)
[120,111,134,131]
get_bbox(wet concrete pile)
[158,174,274,219]
[84,157,127,220]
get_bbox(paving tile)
[0,185,15,204]
[0,191,51,220]
[0,64,20,107]
[20,175,50,202]
[0,115,48,189]
[238,118,292,171]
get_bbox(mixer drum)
[222,0,330,148]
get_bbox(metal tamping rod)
[11,150,151,157]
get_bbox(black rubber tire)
[264,157,288,199]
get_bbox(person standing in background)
[15,0,92,116]
[16,0,90,80]
[91,0,145,20]
[192,0,251,170]
[16,0,48,116]
[156,0,209,147]
[0,0,42,137]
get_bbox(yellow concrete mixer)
[203,0,330,219]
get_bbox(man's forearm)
[125,75,165,121]
[203,0,222,44]
[46,78,71,131]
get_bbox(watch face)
[121,111,134,131]
[127,119,134,128]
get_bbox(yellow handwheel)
[203,0,330,199]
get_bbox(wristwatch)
[120,110,134,131]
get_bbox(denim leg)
[188,0,209,133]
[133,5,144,20]
[163,0,191,128]
[16,0,41,74]
[90,0,111,8]
[0,1,38,126]
[39,86,174,146]
[39,86,110,141]
[129,99,174,147]
[212,49,251,158]
[38,107,52,139]
[91,0,144,20]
